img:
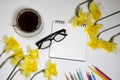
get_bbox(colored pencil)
[65,74,70,80]
[93,65,112,80]
[73,73,78,80]
[79,69,83,80]
[69,72,74,80]
[76,70,81,80]
[88,66,107,80]
[91,72,96,80]
[86,71,92,80]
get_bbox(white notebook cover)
[49,20,88,61]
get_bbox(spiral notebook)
[49,20,88,61]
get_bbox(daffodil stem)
[0,55,14,68]
[109,32,120,42]
[95,10,120,24]
[30,69,45,80]
[97,24,120,38]
[75,0,89,16]
[0,49,5,58]
[9,69,21,80]
[80,0,89,5]
[7,59,22,80]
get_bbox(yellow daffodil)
[89,1,101,21]
[87,36,100,50]
[11,48,24,65]
[4,36,20,52]
[28,48,39,59]
[73,8,88,27]
[99,40,117,53]
[87,36,117,53]
[44,61,57,80]
[20,56,38,77]
[84,21,103,37]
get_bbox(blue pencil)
[76,70,82,80]
[91,72,96,80]
[79,69,83,80]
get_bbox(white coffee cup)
[12,8,43,38]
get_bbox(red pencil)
[86,71,92,80]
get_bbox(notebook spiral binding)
[55,20,65,24]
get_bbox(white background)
[0,0,120,80]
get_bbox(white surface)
[0,0,120,80]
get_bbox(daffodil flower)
[20,56,38,77]
[28,48,39,59]
[4,35,20,52]
[11,48,24,65]
[44,60,57,80]
[87,36,100,50]
[0,36,22,68]
[73,8,88,27]
[87,36,117,53]
[89,1,101,21]
[84,21,103,37]
[0,36,20,57]
[99,40,117,53]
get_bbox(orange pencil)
[65,74,70,80]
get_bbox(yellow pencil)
[88,66,108,80]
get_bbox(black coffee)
[17,11,40,32]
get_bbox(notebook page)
[49,20,88,61]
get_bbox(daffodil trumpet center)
[95,10,120,25]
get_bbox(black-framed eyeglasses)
[36,29,67,49]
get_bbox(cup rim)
[13,8,43,38]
